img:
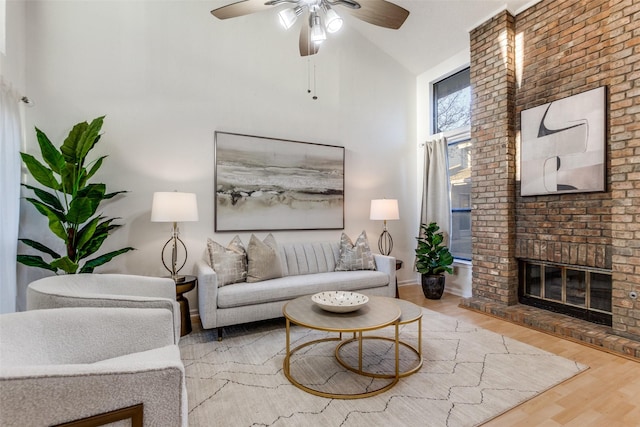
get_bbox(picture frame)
[520,86,606,196]
[214,131,345,231]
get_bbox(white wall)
[17,0,418,310]
[414,48,472,298]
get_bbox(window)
[433,68,470,133]
[448,138,472,260]
[433,68,471,260]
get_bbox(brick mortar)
[470,0,639,339]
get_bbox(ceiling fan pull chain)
[313,63,318,100]
[307,58,312,95]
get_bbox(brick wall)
[470,11,518,305]
[469,0,640,339]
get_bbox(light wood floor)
[398,284,640,426]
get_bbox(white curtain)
[0,79,22,313]
[420,135,451,245]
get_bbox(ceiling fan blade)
[299,17,320,57]
[211,0,272,20]
[343,0,409,30]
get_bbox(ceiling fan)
[211,0,410,56]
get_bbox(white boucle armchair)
[0,307,187,427]
[26,273,181,344]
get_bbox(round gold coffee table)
[282,295,401,399]
[335,297,423,378]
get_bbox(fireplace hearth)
[519,260,612,326]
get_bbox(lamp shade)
[151,192,199,222]
[369,199,399,221]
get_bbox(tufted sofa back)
[278,242,340,277]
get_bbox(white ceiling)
[344,0,538,75]
[209,0,540,75]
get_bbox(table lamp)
[151,191,199,282]
[370,199,400,256]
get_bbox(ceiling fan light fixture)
[322,4,343,33]
[309,11,326,44]
[278,5,302,30]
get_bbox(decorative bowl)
[311,291,369,313]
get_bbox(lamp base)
[378,230,393,256]
[161,228,188,280]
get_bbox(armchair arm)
[373,254,396,298]
[27,275,181,344]
[0,308,175,365]
[0,346,186,427]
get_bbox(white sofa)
[0,307,187,427]
[195,241,396,339]
[26,273,181,344]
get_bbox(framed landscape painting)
[520,86,606,196]
[214,131,345,231]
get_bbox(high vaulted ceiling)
[345,0,537,74]
[209,0,539,75]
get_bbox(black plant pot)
[421,274,445,299]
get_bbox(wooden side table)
[395,259,403,298]
[174,275,197,336]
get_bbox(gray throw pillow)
[207,235,247,287]
[335,230,377,271]
[246,233,283,283]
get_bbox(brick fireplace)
[459,0,640,356]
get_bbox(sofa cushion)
[335,231,377,271]
[217,270,389,308]
[246,234,283,283]
[207,236,247,286]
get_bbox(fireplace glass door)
[520,260,612,326]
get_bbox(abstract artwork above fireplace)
[520,86,606,196]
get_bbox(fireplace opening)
[518,260,612,326]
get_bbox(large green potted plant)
[415,222,454,299]
[18,116,134,274]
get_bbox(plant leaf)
[76,116,105,164]
[17,255,58,273]
[18,238,61,259]
[80,247,135,273]
[66,197,97,224]
[35,127,65,173]
[22,184,64,212]
[77,218,119,258]
[51,256,79,274]
[85,155,106,181]
[104,190,128,200]
[26,198,68,241]
[75,216,101,253]
[20,153,60,190]
[61,121,88,163]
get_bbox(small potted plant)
[415,222,454,299]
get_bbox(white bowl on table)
[311,291,369,313]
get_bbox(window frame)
[432,67,471,135]
[446,133,472,261]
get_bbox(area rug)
[179,307,587,426]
